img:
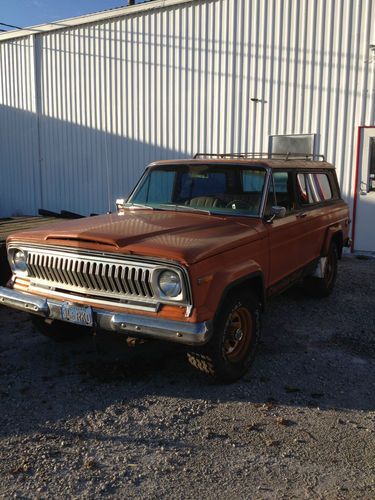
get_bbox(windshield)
[127,164,267,216]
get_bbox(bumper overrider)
[0,287,212,346]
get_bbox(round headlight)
[13,250,27,273]
[158,270,182,297]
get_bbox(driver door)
[266,171,311,287]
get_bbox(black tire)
[31,316,89,342]
[187,292,261,383]
[303,243,338,298]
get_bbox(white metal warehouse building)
[0,0,374,251]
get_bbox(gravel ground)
[0,254,375,499]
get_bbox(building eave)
[0,0,194,41]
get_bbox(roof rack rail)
[193,152,325,161]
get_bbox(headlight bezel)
[153,267,185,302]
[157,269,182,298]
[8,247,29,276]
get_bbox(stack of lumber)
[0,216,58,285]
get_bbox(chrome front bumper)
[0,287,212,346]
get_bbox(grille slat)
[138,269,146,297]
[124,267,133,295]
[39,255,48,281]
[95,263,105,290]
[65,259,75,287]
[89,262,100,290]
[128,267,139,295]
[33,254,40,278]
[26,250,156,300]
[55,257,64,283]
[27,253,38,277]
[108,265,119,293]
[48,256,56,282]
[70,260,81,288]
[145,270,154,297]
[119,266,129,295]
[81,261,92,289]
[55,257,66,284]
[59,257,69,285]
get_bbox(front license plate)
[61,303,93,327]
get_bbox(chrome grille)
[26,250,155,300]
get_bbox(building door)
[354,127,375,253]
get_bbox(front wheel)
[187,292,261,383]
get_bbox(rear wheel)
[187,292,261,382]
[303,242,338,298]
[31,316,89,342]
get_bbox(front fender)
[191,258,265,322]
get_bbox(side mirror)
[271,206,286,218]
[267,205,286,223]
[116,198,126,210]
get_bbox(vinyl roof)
[0,0,193,41]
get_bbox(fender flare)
[214,270,266,318]
[322,226,343,257]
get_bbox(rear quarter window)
[297,172,333,204]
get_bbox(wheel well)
[217,274,265,315]
[331,231,344,259]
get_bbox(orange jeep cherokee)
[0,154,350,382]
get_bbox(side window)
[297,173,333,204]
[274,171,296,214]
[274,172,288,192]
[265,171,296,216]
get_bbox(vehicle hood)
[7,211,265,265]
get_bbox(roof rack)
[193,152,326,161]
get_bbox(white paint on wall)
[0,0,374,244]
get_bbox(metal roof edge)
[0,0,194,41]
[148,159,335,169]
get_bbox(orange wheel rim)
[223,307,253,362]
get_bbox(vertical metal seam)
[33,34,43,209]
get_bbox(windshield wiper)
[123,203,211,215]
[123,203,154,210]
[159,204,211,215]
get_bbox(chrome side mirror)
[271,206,286,218]
[116,198,126,210]
[267,205,286,223]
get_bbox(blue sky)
[0,0,148,30]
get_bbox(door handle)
[296,212,307,218]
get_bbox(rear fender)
[322,226,343,258]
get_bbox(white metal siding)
[0,36,41,215]
[0,0,374,216]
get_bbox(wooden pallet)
[0,216,58,243]
[0,216,59,285]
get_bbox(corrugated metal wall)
[0,36,41,215]
[0,0,374,216]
